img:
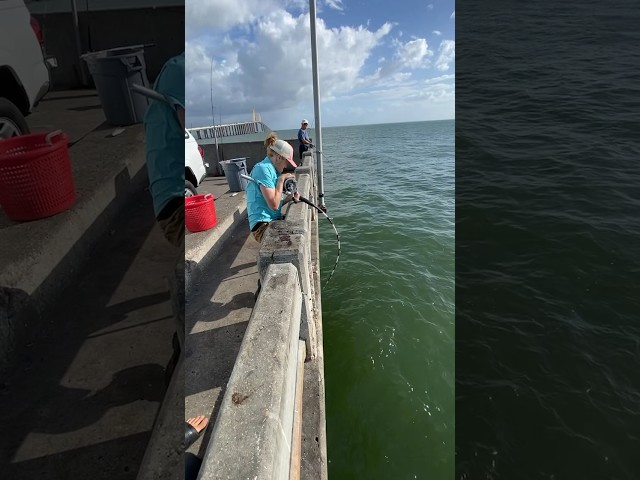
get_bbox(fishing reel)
[283,177,298,195]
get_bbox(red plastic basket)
[0,130,76,221]
[185,194,217,232]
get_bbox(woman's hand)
[276,173,294,188]
[283,191,301,205]
[262,173,295,210]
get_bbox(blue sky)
[185,0,454,130]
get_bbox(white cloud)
[425,74,455,84]
[327,75,455,123]
[394,38,432,69]
[185,9,394,127]
[435,40,455,71]
[432,30,441,36]
[184,3,454,128]
[427,3,434,9]
[450,10,455,19]
[326,0,344,11]
[186,0,275,33]
[366,37,433,83]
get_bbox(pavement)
[0,90,149,374]
[0,90,176,478]
[0,187,176,479]
[183,175,260,460]
[184,176,248,292]
[0,93,311,477]
[183,162,329,479]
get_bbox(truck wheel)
[185,180,197,197]
[0,98,30,139]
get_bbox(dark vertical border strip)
[0,2,186,478]
[456,0,640,478]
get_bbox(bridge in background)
[188,121,269,141]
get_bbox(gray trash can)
[220,158,249,192]
[81,45,150,125]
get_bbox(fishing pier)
[189,121,269,141]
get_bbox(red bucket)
[185,194,217,232]
[0,130,76,221]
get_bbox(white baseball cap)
[301,119,309,125]
[270,139,297,168]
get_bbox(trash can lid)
[105,45,146,56]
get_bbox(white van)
[0,0,50,138]
[185,129,208,196]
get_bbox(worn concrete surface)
[258,172,316,361]
[184,214,260,460]
[136,355,184,480]
[0,90,148,374]
[27,90,107,144]
[185,176,247,294]
[0,93,146,292]
[0,189,176,479]
[196,263,303,480]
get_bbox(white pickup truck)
[0,0,50,138]
[185,129,208,196]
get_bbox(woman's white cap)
[270,139,297,168]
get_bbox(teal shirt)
[247,157,284,230]
[143,52,185,217]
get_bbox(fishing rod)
[240,174,340,287]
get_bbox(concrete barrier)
[259,224,316,363]
[255,155,328,478]
[192,153,327,479]
[197,263,303,480]
[258,160,318,361]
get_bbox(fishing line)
[241,174,340,287]
[297,195,340,288]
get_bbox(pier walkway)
[182,155,328,479]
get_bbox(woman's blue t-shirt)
[247,157,284,230]
[143,53,185,217]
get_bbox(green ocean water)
[317,120,455,479]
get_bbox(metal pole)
[70,0,88,85]
[211,60,220,164]
[309,0,326,211]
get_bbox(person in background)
[297,119,313,161]
[247,133,300,243]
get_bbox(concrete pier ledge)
[197,263,303,480]
[185,153,327,480]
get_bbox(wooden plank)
[290,340,306,480]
